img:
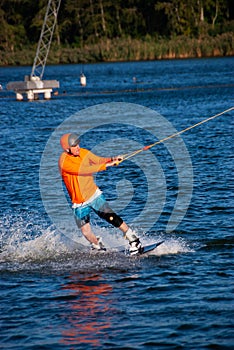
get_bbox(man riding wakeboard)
[59,133,142,255]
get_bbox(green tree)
[0,0,233,60]
[155,0,232,37]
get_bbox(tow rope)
[118,107,233,163]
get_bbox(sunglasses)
[71,142,80,147]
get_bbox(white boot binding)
[91,236,106,251]
[125,229,142,255]
[129,239,142,255]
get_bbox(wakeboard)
[139,240,164,255]
[119,240,164,256]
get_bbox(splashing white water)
[0,213,192,266]
[143,236,193,257]
[0,212,84,263]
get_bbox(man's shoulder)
[59,151,68,161]
[79,148,89,154]
[59,151,74,164]
[79,148,94,159]
[58,149,90,164]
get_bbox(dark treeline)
[0,0,233,65]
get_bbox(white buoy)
[80,73,86,87]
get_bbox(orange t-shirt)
[59,148,111,204]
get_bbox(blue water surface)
[0,57,234,349]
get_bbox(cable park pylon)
[7,0,61,101]
[31,0,62,80]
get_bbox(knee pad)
[97,210,123,228]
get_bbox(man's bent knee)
[98,210,123,228]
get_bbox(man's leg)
[92,194,142,254]
[78,221,106,251]
[73,206,103,248]
[118,222,129,234]
[80,222,99,245]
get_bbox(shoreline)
[1,33,233,67]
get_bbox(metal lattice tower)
[31,0,62,80]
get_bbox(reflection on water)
[60,274,113,347]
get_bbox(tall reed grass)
[1,33,233,66]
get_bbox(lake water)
[0,57,234,349]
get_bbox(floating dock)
[7,76,59,101]
[7,0,62,101]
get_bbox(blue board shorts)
[73,193,123,228]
